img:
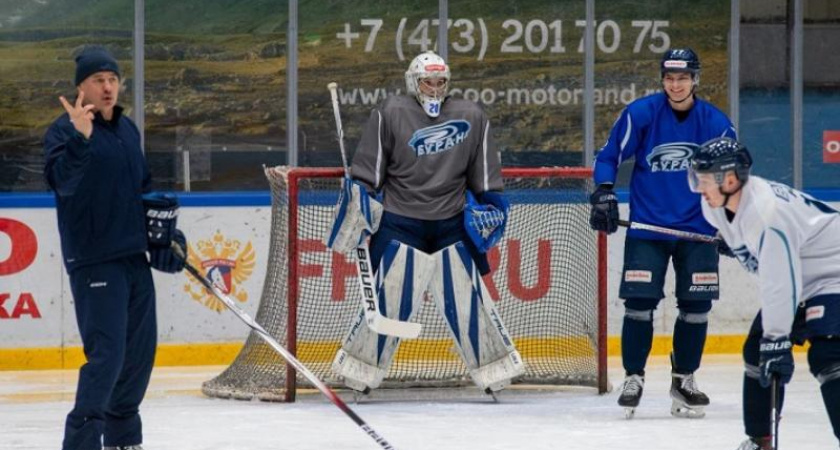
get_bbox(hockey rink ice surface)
[1,355,835,450]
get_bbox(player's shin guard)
[428,242,525,392]
[821,377,840,442]
[670,308,710,418]
[332,241,436,392]
[621,304,655,375]
[743,362,783,438]
[811,341,840,441]
[673,303,711,373]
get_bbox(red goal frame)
[280,167,608,400]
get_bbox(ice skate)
[484,387,501,403]
[351,389,370,403]
[670,372,709,418]
[347,381,371,403]
[617,374,644,419]
[103,446,144,450]
[735,436,773,450]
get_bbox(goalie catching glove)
[324,178,383,253]
[464,190,509,253]
[143,192,180,247]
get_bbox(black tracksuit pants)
[62,254,156,450]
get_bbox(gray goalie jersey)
[350,95,503,221]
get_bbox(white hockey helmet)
[405,51,450,117]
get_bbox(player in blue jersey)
[589,48,737,419]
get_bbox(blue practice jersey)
[594,93,736,240]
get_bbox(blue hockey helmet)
[689,137,752,192]
[661,48,701,78]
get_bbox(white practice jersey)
[701,176,840,339]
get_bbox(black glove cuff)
[590,184,617,205]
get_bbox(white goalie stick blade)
[617,219,720,244]
[353,244,422,339]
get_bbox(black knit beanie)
[74,47,120,86]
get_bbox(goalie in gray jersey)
[325,51,524,394]
[688,137,840,449]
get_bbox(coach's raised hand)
[59,91,95,139]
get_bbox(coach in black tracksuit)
[44,47,186,450]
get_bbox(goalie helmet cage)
[202,166,608,402]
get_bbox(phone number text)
[335,18,671,61]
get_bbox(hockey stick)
[771,375,780,450]
[173,244,399,450]
[327,81,422,339]
[617,219,721,244]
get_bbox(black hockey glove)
[143,192,179,247]
[149,229,187,274]
[589,184,619,234]
[758,336,794,388]
[716,236,735,258]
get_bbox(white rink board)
[3,201,834,350]
[0,206,271,348]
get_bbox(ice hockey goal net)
[202,166,607,401]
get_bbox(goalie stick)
[771,375,781,450]
[328,81,422,339]
[173,243,399,450]
[617,219,721,244]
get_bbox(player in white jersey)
[688,137,840,450]
[325,51,524,395]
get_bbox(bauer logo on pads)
[624,270,652,283]
[182,231,256,313]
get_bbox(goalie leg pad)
[324,178,383,254]
[428,242,525,391]
[332,240,436,390]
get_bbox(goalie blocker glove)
[143,192,179,247]
[464,190,509,253]
[758,336,794,388]
[149,229,187,273]
[589,184,619,234]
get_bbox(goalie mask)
[405,51,450,118]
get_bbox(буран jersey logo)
[408,120,470,157]
[646,142,698,172]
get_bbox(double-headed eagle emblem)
[183,231,255,312]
